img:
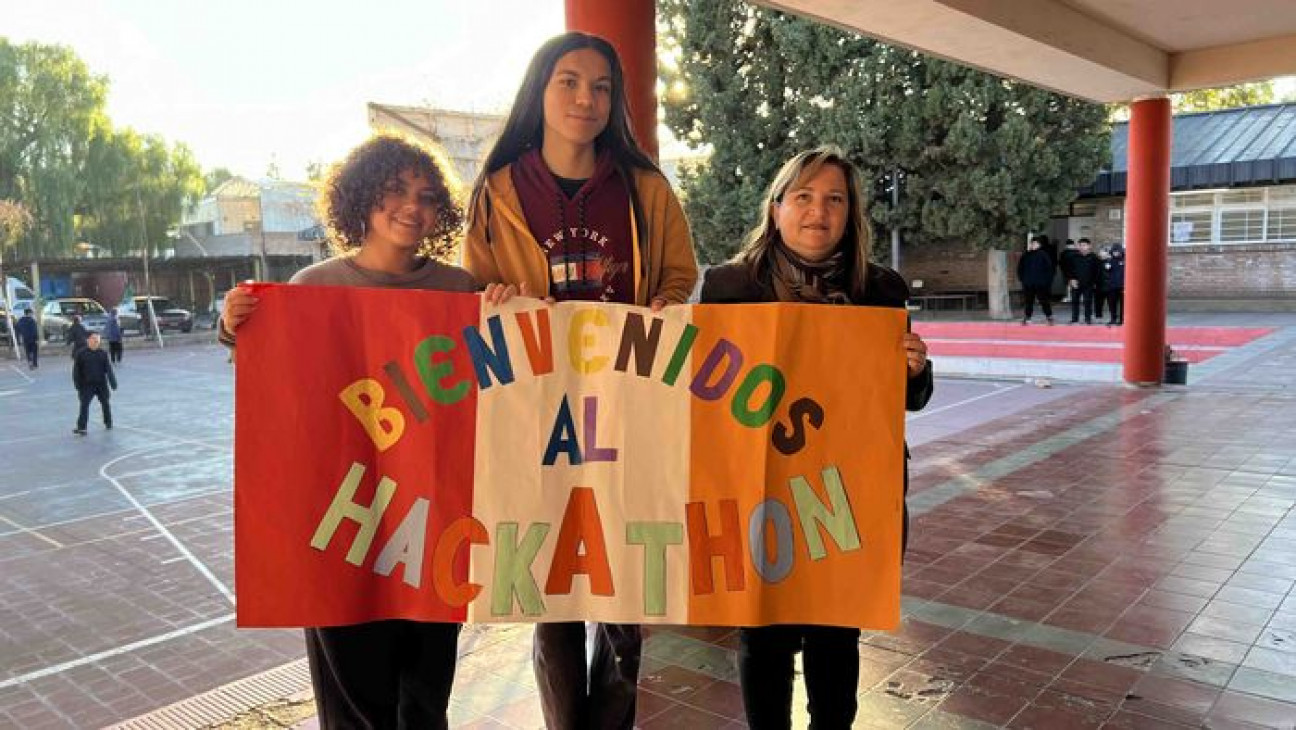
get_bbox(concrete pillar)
[1123,97,1172,386]
[986,249,1012,320]
[565,0,658,161]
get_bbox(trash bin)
[1164,360,1189,385]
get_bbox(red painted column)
[566,0,658,161]
[1123,97,1172,385]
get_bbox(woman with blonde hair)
[701,146,933,729]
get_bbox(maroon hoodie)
[511,148,634,303]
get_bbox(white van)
[3,276,37,313]
[2,276,38,333]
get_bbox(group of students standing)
[1017,235,1126,326]
[221,31,932,730]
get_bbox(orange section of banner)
[686,303,907,630]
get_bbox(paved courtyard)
[2,315,1295,728]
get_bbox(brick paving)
[5,317,1296,728]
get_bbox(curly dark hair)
[320,134,464,261]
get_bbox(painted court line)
[7,365,34,383]
[118,425,230,453]
[0,614,234,690]
[0,487,227,543]
[907,384,1023,422]
[0,511,63,548]
[100,449,235,604]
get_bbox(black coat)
[1069,253,1102,288]
[66,322,89,354]
[1017,249,1055,290]
[15,315,38,345]
[73,347,117,392]
[1104,256,1126,290]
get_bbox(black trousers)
[23,341,38,368]
[1021,287,1053,320]
[1107,289,1124,324]
[738,625,861,730]
[533,622,642,730]
[109,340,123,363]
[76,384,112,430]
[1094,289,1107,319]
[305,620,459,730]
[1070,285,1095,322]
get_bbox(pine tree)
[660,0,1111,264]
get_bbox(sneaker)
[1021,318,1029,326]
[73,429,86,436]
[105,423,113,430]
[1046,317,1055,325]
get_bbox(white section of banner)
[468,299,694,624]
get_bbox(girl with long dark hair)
[463,31,698,730]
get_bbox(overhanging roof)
[1083,103,1296,196]
[755,0,1296,102]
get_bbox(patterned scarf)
[769,242,853,304]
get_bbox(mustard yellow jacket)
[463,164,699,305]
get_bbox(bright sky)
[4,2,1295,183]
[3,0,565,180]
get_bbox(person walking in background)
[463,31,697,730]
[1018,235,1055,325]
[16,307,38,369]
[72,332,116,435]
[1105,243,1126,325]
[103,309,124,365]
[1067,238,1101,324]
[65,314,89,356]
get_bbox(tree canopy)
[1173,82,1275,113]
[659,0,1112,263]
[0,38,206,259]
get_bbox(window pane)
[1172,192,1214,209]
[1219,208,1264,242]
[1219,188,1265,205]
[1268,206,1296,241]
[1269,186,1296,205]
[1171,210,1212,243]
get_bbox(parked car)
[40,298,110,342]
[118,296,195,335]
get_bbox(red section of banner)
[234,284,481,627]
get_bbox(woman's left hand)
[903,332,929,378]
[483,282,519,305]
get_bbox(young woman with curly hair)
[220,133,514,728]
[462,31,698,730]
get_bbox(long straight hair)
[735,146,874,301]
[468,32,659,216]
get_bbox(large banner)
[234,284,907,630]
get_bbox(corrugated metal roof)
[1082,102,1296,197]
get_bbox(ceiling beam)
[756,0,1174,101]
[1170,33,1296,91]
